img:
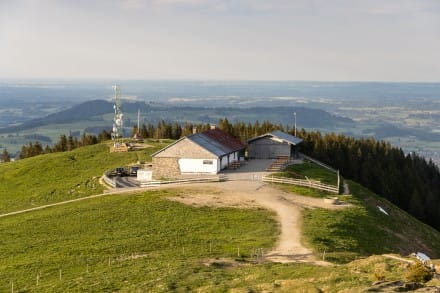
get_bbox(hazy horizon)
[1,0,439,82]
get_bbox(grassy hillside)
[0,141,168,214]
[302,181,440,264]
[284,161,338,186]
[0,190,280,292]
[1,144,440,291]
[0,189,412,292]
[271,162,440,263]
[274,160,339,197]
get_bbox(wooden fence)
[262,175,339,194]
[139,175,227,188]
[300,153,337,172]
[297,153,340,192]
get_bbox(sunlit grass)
[0,141,168,214]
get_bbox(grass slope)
[284,161,338,186]
[270,160,440,263]
[1,144,440,291]
[0,190,279,292]
[1,189,411,292]
[0,141,168,214]
[302,181,440,263]
[274,160,339,198]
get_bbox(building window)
[203,160,213,165]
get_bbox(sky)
[0,0,439,82]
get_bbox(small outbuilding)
[247,130,302,159]
[152,126,245,178]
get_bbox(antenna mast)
[111,84,123,147]
[137,109,140,134]
[294,112,297,137]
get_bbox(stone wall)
[152,138,219,178]
[152,157,180,179]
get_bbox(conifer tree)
[2,148,10,162]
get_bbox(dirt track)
[0,172,347,265]
[166,180,349,264]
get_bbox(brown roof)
[152,127,245,158]
[202,128,246,151]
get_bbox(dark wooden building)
[247,130,302,159]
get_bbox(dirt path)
[166,180,348,264]
[0,187,146,219]
[382,254,414,264]
[0,176,348,265]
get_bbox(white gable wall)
[179,158,219,174]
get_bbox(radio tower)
[111,84,123,147]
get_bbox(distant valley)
[0,80,439,164]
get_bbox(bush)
[404,261,433,283]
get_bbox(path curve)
[166,180,348,264]
[0,177,348,265]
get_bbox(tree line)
[130,118,285,142]
[131,119,440,231]
[16,130,111,159]
[297,129,440,231]
[5,118,440,231]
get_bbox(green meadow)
[0,141,168,214]
[1,143,440,291]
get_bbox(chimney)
[210,124,216,130]
[192,127,197,134]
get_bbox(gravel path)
[167,180,348,264]
[0,167,348,265]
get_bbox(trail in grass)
[166,180,347,265]
[1,177,343,266]
[0,186,141,218]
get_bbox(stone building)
[247,130,302,159]
[152,126,245,178]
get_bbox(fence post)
[337,170,340,193]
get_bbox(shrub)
[404,261,433,283]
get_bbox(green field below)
[0,190,281,292]
[300,181,440,264]
[284,160,338,185]
[270,160,440,263]
[1,143,440,291]
[0,141,169,214]
[272,160,339,197]
[2,185,437,292]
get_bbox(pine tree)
[2,148,10,162]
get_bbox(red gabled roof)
[201,128,246,152]
[152,127,245,158]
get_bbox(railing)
[300,153,337,172]
[139,175,228,188]
[262,175,339,194]
[299,153,341,192]
[102,172,116,188]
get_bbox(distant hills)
[0,100,112,134]
[0,99,354,135]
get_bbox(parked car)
[130,166,140,176]
[115,167,127,176]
